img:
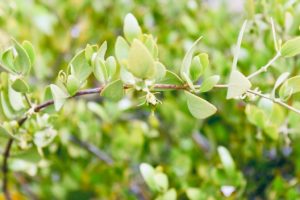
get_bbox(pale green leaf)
[22,41,35,65]
[217,146,236,175]
[185,91,217,119]
[34,128,57,148]
[127,39,155,79]
[153,172,169,192]
[66,75,80,96]
[140,163,156,191]
[154,61,166,81]
[279,75,300,100]
[50,84,69,111]
[69,49,92,83]
[12,39,32,75]
[123,13,142,42]
[12,78,30,93]
[100,79,124,101]
[226,70,251,99]
[115,36,130,63]
[281,37,300,57]
[8,85,25,111]
[158,70,183,86]
[198,75,220,93]
[180,37,202,80]
[272,72,290,97]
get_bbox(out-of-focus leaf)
[281,37,300,57]
[22,41,35,65]
[115,36,130,63]
[279,75,300,100]
[217,146,236,175]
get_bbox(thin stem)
[247,52,281,79]
[2,138,13,200]
[247,89,300,115]
[24,94,32,108]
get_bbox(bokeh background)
[1,0,300,199]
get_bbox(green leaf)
[153,172,169,192]
[68,49,92,83]
[50,84,69,111]
[263,124,279,140]
[226,70,251,99]
[272,72,290,97]
[198,75,220,93]
[144,34,158,58]
[140,163,156,191]
[93,57,108,84]
[189,54,208,81]
[66,75,80,96]
[154,61,166,81]
[22,41,35,65]
[12,78,30,93]
[0,91,15,119]
[185,91,217,119]
[123,13,142,42]
[105,56,117,79]
[217,146,236,175]
[127,39,156,79]
[158,188,177,200]
[8,85,25,111]
[158,70,183,85]
[120,66,136,85]
[100,79,124,101]
[115,36,130,64]
[1,47,15,74]
[12,39,32,75]
[281,37,300,57]
[34,128,57,148]
[279,75,300,100]
[180,37,203,81]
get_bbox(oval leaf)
[127,39,155,79]
[185,91,217,119]
[226,70,251,99]
[123,13,142,42]
[100,79,124,101]
[281,37,300,57]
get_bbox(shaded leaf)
[50,84,69,111]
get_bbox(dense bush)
[1,0,300,199]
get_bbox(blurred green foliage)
[1,0,300,199]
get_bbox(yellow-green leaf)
[185,91,217,119]
[226,70,251,99]
[100,79,124,101]
[123,13,142,42]
[281,37,300,57]
[127,39,155,79]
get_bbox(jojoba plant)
[1,1,300,199]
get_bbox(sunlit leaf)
[281,37,300,57]
[217,146,236,175]
[226,70,251,99]
[123,13,142,42]
[127,39,155,79]
[185,91,217,119]
[279,75,300,100]
[50,84,69,111]
[198,75,220,93]
[100,79,124,101]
